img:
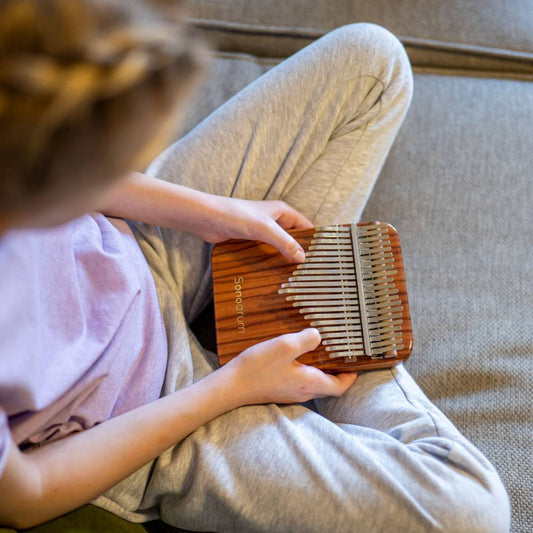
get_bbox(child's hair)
[0,0,209,216]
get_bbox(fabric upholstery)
[362,74,533,533]
[183,0,533,76]
[181,57,533,532]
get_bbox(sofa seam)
[186,18,533,62]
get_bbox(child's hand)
[198,196,314,263]
[99,174,312,262]
[217,328,357,406]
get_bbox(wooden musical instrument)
[211,222,413,372]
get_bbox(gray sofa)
[3,1,530,532]
[180,2,532,532]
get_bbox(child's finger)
[333,372,358,392]
[275,328,321,360]
[274,202,314,230]
[314,371,358,397]
[259,219,306,262]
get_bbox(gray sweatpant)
[94,23,510,533]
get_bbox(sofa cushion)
[178,55,532,532]
[362,74,533,533]
[184,0,533,76]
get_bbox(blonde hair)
[0,0,209,214]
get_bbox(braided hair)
[0,0,209,216]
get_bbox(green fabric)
[0,505,153,533]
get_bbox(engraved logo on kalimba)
[234,276,245,333]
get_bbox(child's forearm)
[98,171,311,262]
[0,329,353,529]
[0,368,241,529]
[98,171,217,232]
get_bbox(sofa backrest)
[184,0,533,78]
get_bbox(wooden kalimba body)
[211,222,413,372]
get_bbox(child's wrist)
[197,363,247,412]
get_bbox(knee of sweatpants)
[402,440,510,533]
[333,438,510,533]
[320,22,413,106]
[446,462,510,533]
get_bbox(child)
[0,0,509,531]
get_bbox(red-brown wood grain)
[211,222,412,372]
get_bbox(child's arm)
[0,329,356,529]
[99,172,312,262]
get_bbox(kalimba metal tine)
[278,222,409,360]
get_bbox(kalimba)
[211,222,412,372]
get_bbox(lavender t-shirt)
[0,213,168,475]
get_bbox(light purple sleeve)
[0,408,12,477]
